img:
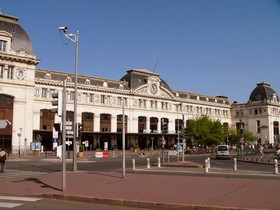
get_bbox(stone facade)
[0,13,279,154]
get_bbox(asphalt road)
[5,152,276,176]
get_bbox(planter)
[78,152,84,158]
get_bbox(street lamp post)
[122,97,126,179]
[17,128,23,158]
[59,27,79,171]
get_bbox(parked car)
[216,145,231,160]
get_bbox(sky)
[1,0,280,103]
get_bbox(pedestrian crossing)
[0,169,48,178]
[0,196,41,208]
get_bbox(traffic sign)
[0,119,11,129]
[66,130,74,134]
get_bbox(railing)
[237,147,278,164]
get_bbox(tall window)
[70,91,74,100]
[89,94,94,103]
[101,95,105,104]
[0,40,7,52]
[257,120,261,133]
[7,66,13,79]
[117,97,122,106]
[0,65,3,78]
[42,88,47,98]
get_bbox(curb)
[41,194,251,210]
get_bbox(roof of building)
[249,82,279,102]
[120,68,172,92]
[0,13,34,55]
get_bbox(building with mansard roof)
[0,13,279,154]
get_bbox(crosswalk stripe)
[0,169,48,178]
[0,196,41,202]
[0,202,22,208]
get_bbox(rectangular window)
[7,66,13,79]
[254,108,262,115]
[42,88,47,98]
[101,95,105,104]
[70,91,74,101]
[143,100,146,108]
[0,40,7,52]
[89,94,94,103]
[257,120,261,133]
[117,97,122,106]
[82,93,88,102]
[107,95,111,104]
[0,65,3,78]
[123,97,127,106]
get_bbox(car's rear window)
[217,146,228,151]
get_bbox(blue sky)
[1,0,280,103]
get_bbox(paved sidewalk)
[1,152,279,210]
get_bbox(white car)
[216,145,231,160]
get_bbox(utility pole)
[62,80,67,191]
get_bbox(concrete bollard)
[147,158,150,169]
[168,154,170,162]
[274,159,278,174]
[204,159,209,173]
[132,159,135,171]
[233,158,237,171]
[158,157,161,168]
[207,157,210,168]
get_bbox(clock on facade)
[150,83,158,94]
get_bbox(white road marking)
[0,196,41,208]
[0,196,41,202]
[0,202,22,208]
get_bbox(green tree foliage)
[186,115,225,146]
[227,127,256,145]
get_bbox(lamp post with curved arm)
[59,27,79,171]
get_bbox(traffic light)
[77,123,83,136]
[51,91,62,116]
[162,123,168,134]
[183,127,188,137]
[240,128,244,136]
[54,123,61,132]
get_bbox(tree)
[185,115,225,146]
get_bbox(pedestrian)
[260,144,264,159]
[0,148,7,173]
[276,144,280,160]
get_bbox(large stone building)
[0,13,279,154]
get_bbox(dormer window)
[66,76,72,83]
[0,31,12,52]
[45,73,51,80]
[0,40,7,52]
[85,79,90,85]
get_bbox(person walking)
[0,148,7,173]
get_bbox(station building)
[0,13,279,154]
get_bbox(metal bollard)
[158,157,161,168]
[204,159,209,173]
[207,157,210,168]
[147,158,150,169]
[132,159,135,171]
[274,159,278,174]
[233,158,237,171]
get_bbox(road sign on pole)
[0,119,11,129]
